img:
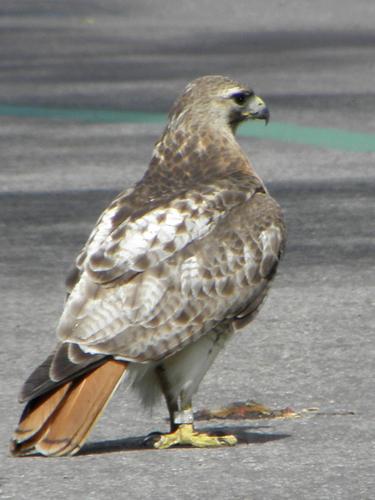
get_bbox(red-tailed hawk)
[11,75,285,456]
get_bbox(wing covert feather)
[82,182,255,285]
[58,183,284,362]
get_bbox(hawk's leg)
[155,365,179,432]
[154,377,237,449]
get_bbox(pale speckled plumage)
[12,75,285,456]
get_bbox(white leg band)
[173,409,193,425]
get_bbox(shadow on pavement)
[78,426,290,456]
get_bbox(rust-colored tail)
[11,359,128,457]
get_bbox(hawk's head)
[169,75,270,133]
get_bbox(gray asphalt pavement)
[1,1,374,499]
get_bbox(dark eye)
[232,91,251,106]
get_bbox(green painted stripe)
[240,121,375,153]
[1,104,374,153]
[0,104,166,124]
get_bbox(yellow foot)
[153,424,237,449]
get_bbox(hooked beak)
[242,95,270,125]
